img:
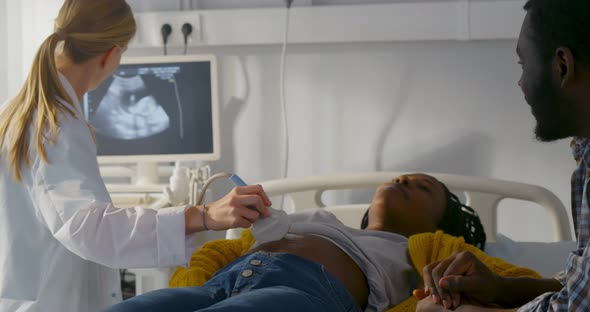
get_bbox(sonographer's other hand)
[203,185,272,231]
[422,251,502,310]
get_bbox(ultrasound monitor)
[83,55,220,185]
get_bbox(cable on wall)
[182,22,193,55]
[279,0,293,210]
[161,23,172,56]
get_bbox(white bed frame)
[242,172,573,242]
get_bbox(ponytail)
[0,32,77,181]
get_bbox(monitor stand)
[136,162,160,186]
[104,162,165,194]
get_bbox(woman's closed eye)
[418,184,431,193]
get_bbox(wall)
[0,0,6,103]
[0,0,574,242]
[0,0,61,103]
[0,0,21,103]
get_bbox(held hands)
[185,185,272,233]
[415,293,509,312]
[415,291,449,312]
[414,288,478,312]
[418,251,503,310]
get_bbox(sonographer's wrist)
[184,205,207,234]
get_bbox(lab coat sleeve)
[28,118,195,269]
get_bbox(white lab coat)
[0,73,196,312]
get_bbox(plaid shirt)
[519,137,590,311]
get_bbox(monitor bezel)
[88,54,221,164]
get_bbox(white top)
[251,209,418,312]
[0,73,196,312]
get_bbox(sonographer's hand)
[186,185,272,233]
[421,251,501,310]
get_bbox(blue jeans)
[103,252,362,312]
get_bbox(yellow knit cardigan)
[169,230,540,311]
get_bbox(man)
[417,0,590,311]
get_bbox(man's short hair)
[524,0,590,65]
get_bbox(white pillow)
[485,234,577,277]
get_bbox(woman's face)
[366,173,447,237]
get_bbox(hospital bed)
[226,171,576,278]
[134,171,577,294]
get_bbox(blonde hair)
[0,0,136,181]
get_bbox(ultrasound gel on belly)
[251,207,291,246]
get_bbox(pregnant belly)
[248,233,369,309]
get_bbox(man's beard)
[533,99,576,142]
[530,81,577,142]
[535,122,570,142]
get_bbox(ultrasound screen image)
[83,61,214,156]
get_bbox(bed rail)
[255,172,573,242]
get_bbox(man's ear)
[554,47,576,88]
[100,46,118,68]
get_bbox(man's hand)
[421,251,503,310]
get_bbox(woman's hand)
[417,296,449,312]
[185,184,272,233]
[417,299,516,312]
[415,290,517,312]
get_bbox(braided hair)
[360,183,486,250]
[437,184,486,250]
